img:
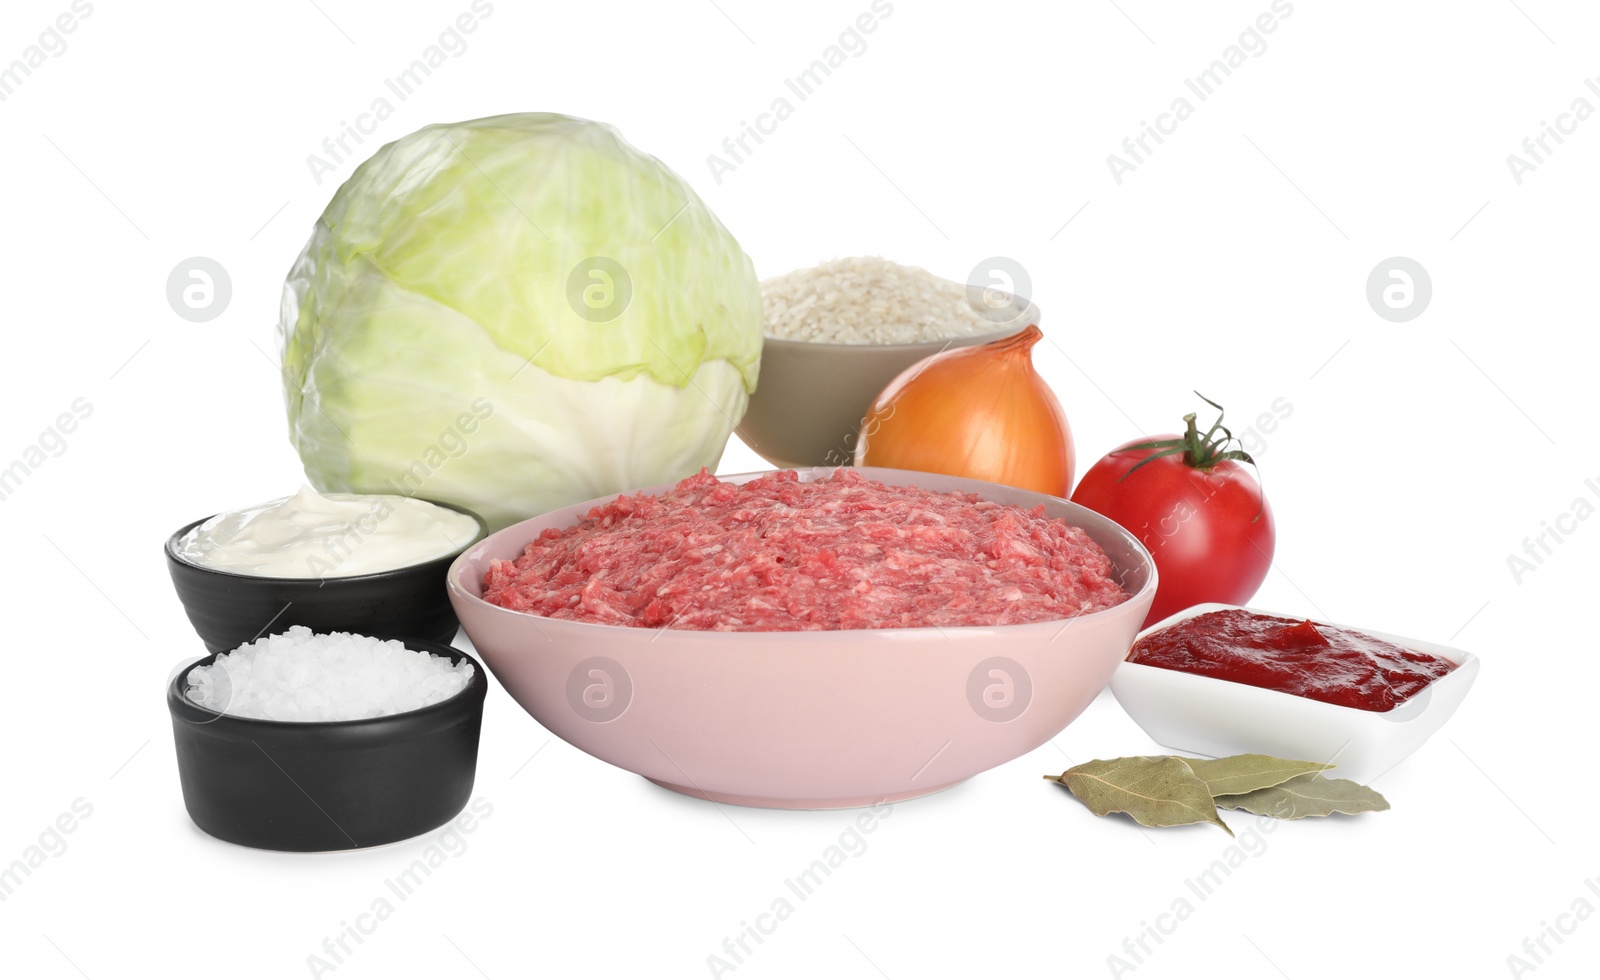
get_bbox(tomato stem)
[1115,392,1269,523]
[1118,393,1259,481]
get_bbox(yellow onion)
[854,325,1075,494]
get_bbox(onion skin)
[853,325,1075,495]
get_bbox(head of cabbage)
[278,113,762,530]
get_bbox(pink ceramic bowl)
[447,467,1156,809]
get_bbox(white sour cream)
[176,486,481,578]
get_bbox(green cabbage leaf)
[279,113,762,529]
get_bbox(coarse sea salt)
[185,626,473,722]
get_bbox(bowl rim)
[757,300,1039,353]
[447,466,1158,639]
[1117,602,1481,718]
[165,496,489,584]
[167,635,488,731]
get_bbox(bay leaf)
[1215,773,1390,819]
[1046,757,1233,836]
[1181,754,1336,797]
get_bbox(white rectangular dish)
[1108,603,1481,784]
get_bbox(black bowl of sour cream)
[165,489,487,654]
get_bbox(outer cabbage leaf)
[279,113,762,530]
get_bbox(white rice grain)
[761,256,1029,345]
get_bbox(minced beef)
[482,469,1128,631]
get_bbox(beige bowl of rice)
[739,256,1038,468]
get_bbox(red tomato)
[1070,399,1275,628]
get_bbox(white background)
[1,1,1595,977]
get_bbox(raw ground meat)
[482,469,1130,631]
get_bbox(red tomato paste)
[483,469,1129,631]
[1126,609,1456,711]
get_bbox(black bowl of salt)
[167,632,487,851]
